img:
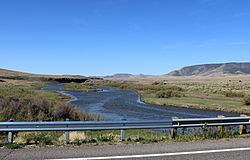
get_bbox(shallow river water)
[43,84,238,121]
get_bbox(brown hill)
[0,68,101,83]
[167,62,250,76]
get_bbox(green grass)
[83,130,166,144]
[0,80,103,122]
[0,79,104,146]
[141,93,247,113]
[64,82,100,92]
[99,79,250,115]
[1,77,250,146]
[4,143,23,149]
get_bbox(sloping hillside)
[104,73,152,78]
[0,68,101,83]
[0,68,33,77]
[167,62,250,76]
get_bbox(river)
[43,84,238,121]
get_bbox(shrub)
[156,90,184,98]
[244,94,250,105]
[83,138,98,144]
[152,82,160,85]
[0,84,103,122]
[224,90,245,98]
[4,144,22,149]
[164,85,183,92]
[97,133,119,142]
[64,82,99,92]
[157,90,172,98]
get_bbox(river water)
[43,84,238,121]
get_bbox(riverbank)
[100,76,250,115]
[0,79,247,147]
[0,79,104,146]
[0,79,102,122]
[63,82,101,92]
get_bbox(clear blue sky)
[1,0,250,76]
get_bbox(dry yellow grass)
[59,132,86,144]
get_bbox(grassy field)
[0,79,103,141]
[1,76,250,147]
[1,75,250,146]
[102,76,250,115]
[0,79,104,146]
[64,82,101,92]
[0,79,103,122]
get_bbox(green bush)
[82,133,119,144]
[224,90,245,98]
[83,138,98,144]
[97,133,118,142]
[4,143,22,149]
[156,90,184,98]
[152,82,160,85]
[244,94,250,105]
[157,90,172,98]
[164,85,183,92]
[64,82,99,92]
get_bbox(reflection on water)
[43,84,238,121]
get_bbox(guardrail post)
[7,119,14,144]
[66,118,70,144]
[217,115,224,135]
[240,114,247,135]
[120,119,126,141]
[171,117,178,139]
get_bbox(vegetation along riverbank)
[1,69,250,147]
[55,76,250,115]
[0,78,103,146]
[100,76,250,115]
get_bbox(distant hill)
[0,68,33,77]
[105,73,134,78]
[0,68,35,80]
[167,62,250,76]
[104,73,152,78]
[0,68,101,83]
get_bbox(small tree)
[244,94,250,105]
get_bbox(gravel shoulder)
[1,138,250,160]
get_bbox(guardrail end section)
[120,119,126,141]
[7,119,14,144]
[240,115,247,135]
[217,115,225,134]
[171,117,178,139]
[66,118,70,144]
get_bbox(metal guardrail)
[0,120,172,132]
[172,117,250,127]
[1,116,250,144]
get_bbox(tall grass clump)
[224,90,245,98]
[0,83,102,122]
[64,82,100,92]
[244,94,250,105]
[156,90,184,98]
